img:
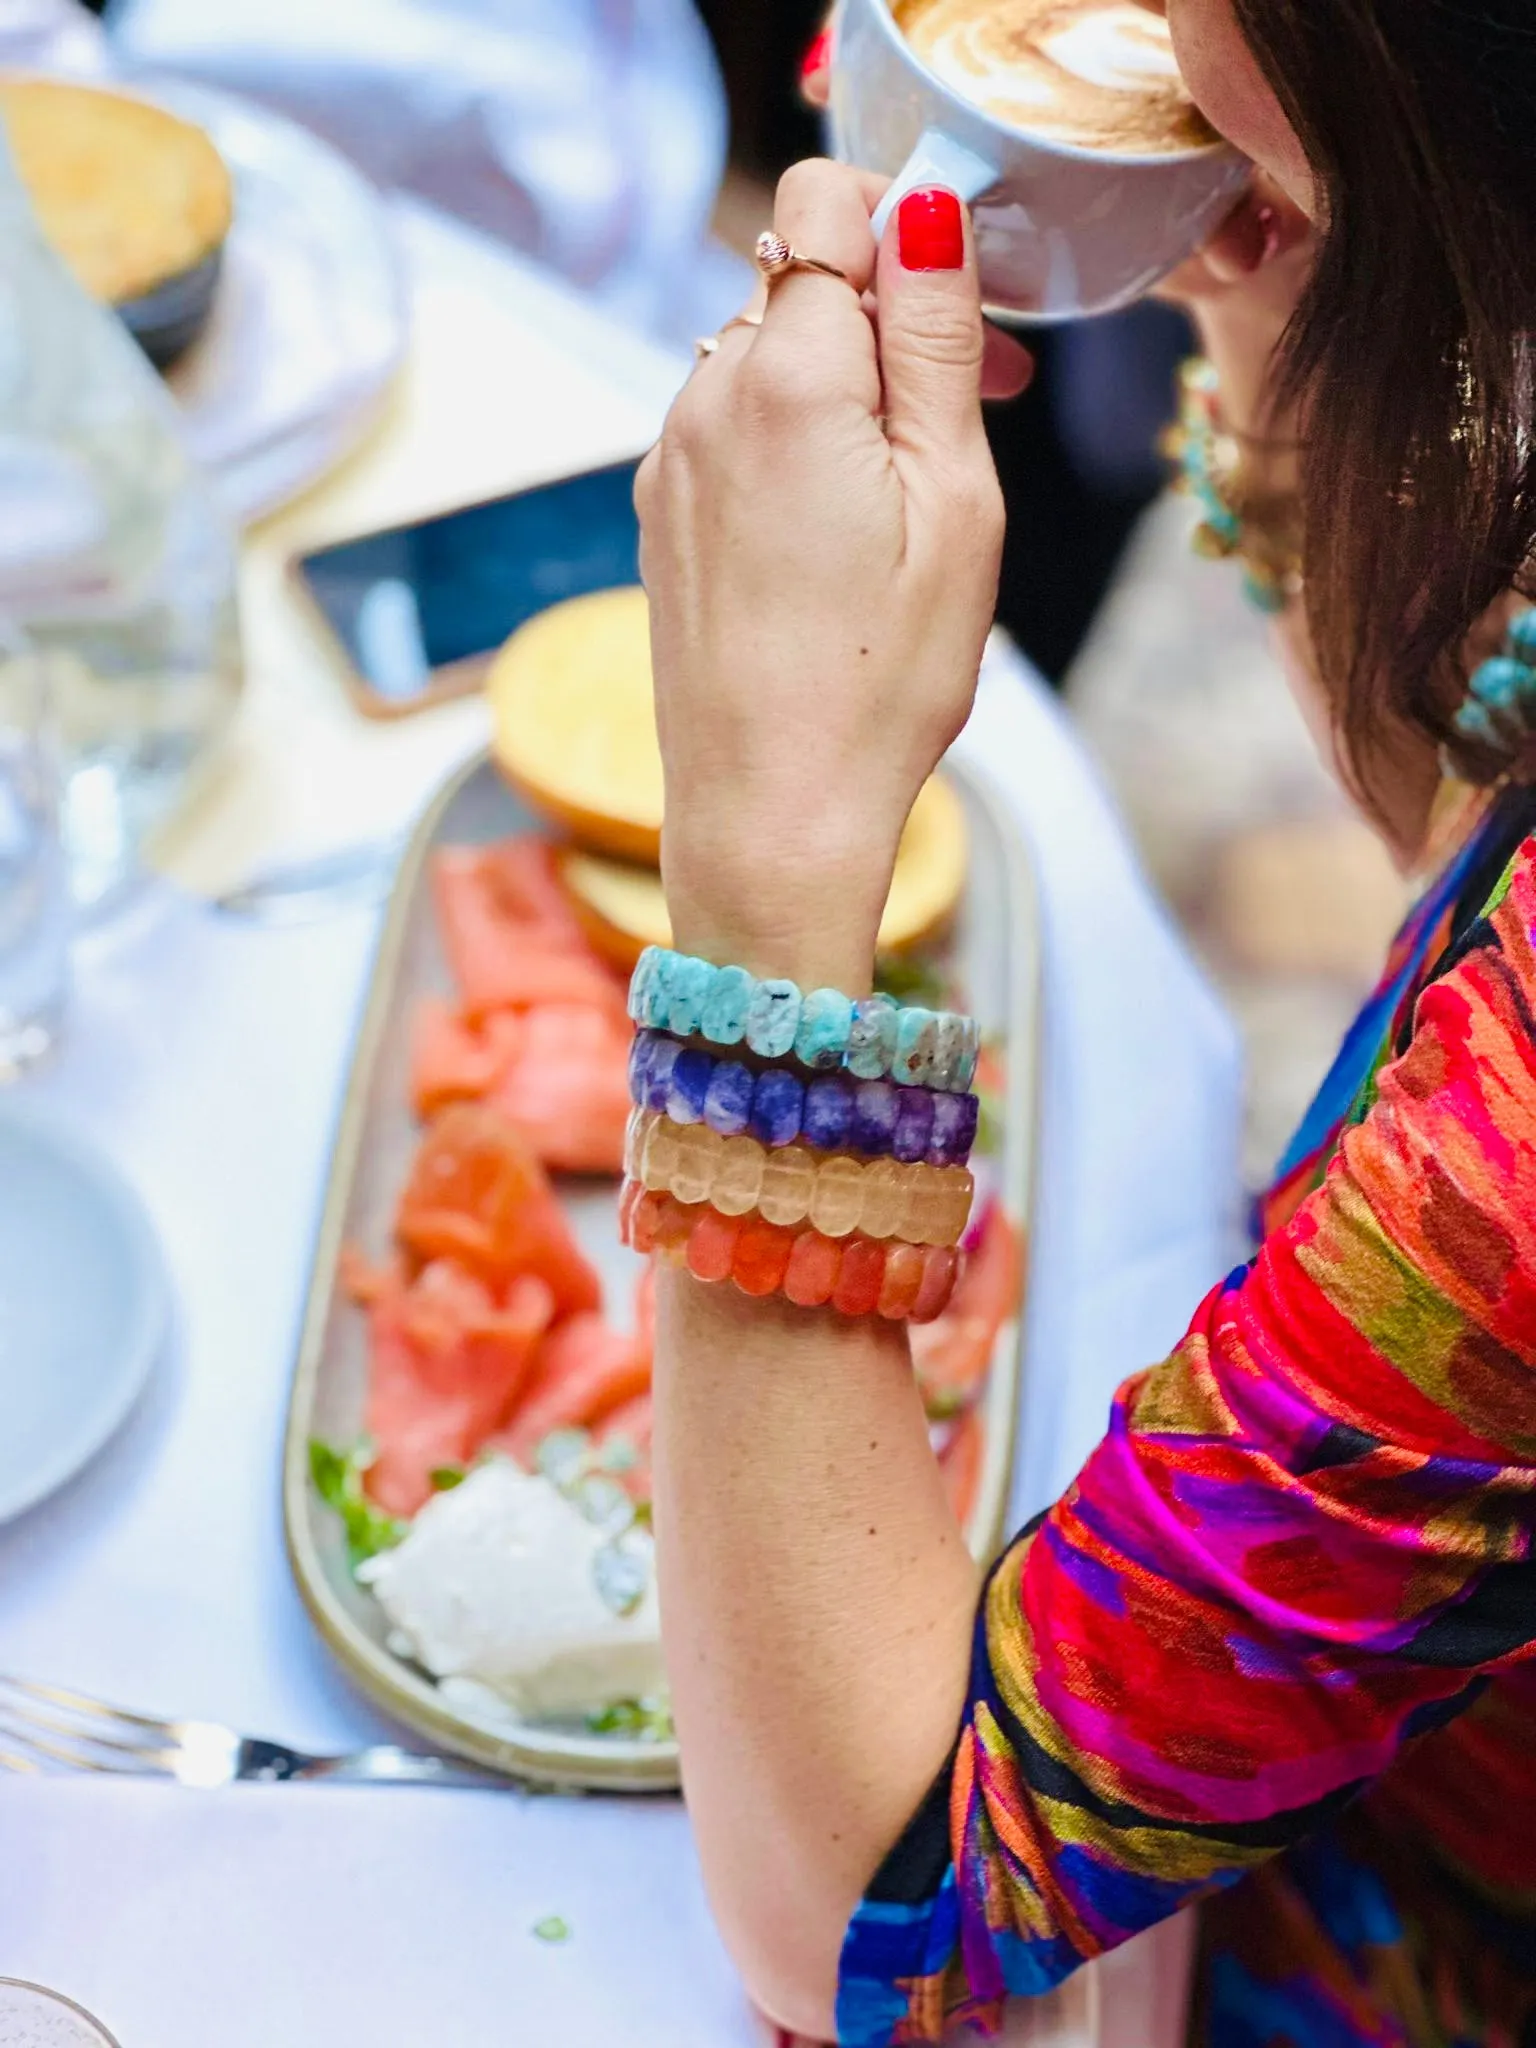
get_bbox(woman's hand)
[635,160,1004,992]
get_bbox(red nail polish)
[799,26,831,84]
[898,187,964,271]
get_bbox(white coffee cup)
[830,0,1250,322]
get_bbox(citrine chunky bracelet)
[625,1108,973,1246]
[626,947,979,1092]
[628,1031,979,1167]
[619,1180,962,1321]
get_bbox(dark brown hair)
[1230,0,1536,807]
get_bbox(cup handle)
[869,129,1000,243]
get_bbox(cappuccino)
[891,0,1216,156]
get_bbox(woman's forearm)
[654,1271,978,2039]
[653,881,979,2037]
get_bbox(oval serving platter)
[283,750,1040,1792]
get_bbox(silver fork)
[0,1677,503,1789]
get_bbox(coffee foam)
[892,0,1217,156]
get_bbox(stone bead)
[896,1162,940,1244]
[928,1090,975,1168]
[641,951,674,1031]
[644,1036,681,1114]
[713,1135,765,1216]
[911,1244,960,1323]
[878,1242,926,1320]
[617,1177,641,1242]
[758,1146,817,1227]
[745,978,801,1060]
[794,987,854,1070]
[652,1193,695,1259]
[641,1117,680,1191]
[1508,609,1536,662]
[700,964,754,1046]
[802,1075,854,1153]
[1455,695,1499,744]
[665,954,715,1038]
[941,1169,976,1246]
[748,1067,804,1149]
[629,1188,667,1255]
[927,1013,961,1090]
[686,1206,741,1284]
[732,1216,794,1297]
[951,1020,981,1094]
[703,1058,755,1138]
[626,1031,654,1105]
[627,947,658,1024]
[846,994,898,1080]
[860,1157,906,1240]
[892,1086,935,1165]
[670,1123,723,1207]
[832,1238,884,1316]
[1470,655,1532,712]
[666,1047,714,1125]
[622,1109,646,1182]
[783,1230,841,1308]
[849,1079,898,1156]
[893,1007,940,1087]
[808,1153,864,1238]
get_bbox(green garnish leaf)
[309,1438,408,1570]
[429,1465,466,1492]
[586,1695,674,1742]
[532,1915,571,1944]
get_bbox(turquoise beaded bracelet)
[626,946,979,1093]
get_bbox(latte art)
[892,0,1218,155]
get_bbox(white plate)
[135,77,409,525]
[0,1104,169,1523]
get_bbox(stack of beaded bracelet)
[619,948,980,1321]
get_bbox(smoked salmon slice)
[432,851,627,1022]
[494,1313,651,1470]
[489,1003,632,1175]
[396,1103,602,1316]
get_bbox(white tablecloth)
[0,206,1243,2047]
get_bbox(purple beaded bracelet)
[627,1029,979,1168]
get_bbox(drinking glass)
[0,1980,122,2046]
[0,619,71,1076]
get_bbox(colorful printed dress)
[838,787,1536,2048]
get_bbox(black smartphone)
[290,456,644,718]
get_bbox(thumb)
[874,187,987,461]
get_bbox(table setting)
[0,27,1243,2047]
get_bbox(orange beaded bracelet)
[623,1109,974,1247]
[618,1179,962,1321]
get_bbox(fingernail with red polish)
[898,187,964,271]
[799,26,831,84]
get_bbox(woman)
[633,3,1536,2041]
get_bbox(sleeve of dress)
[836,847,1536,2048]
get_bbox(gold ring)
[754,230,850,287]
[692,314,765,361]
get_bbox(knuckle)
[892,306,985,373]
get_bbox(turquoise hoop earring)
[1453,608,1536,747]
